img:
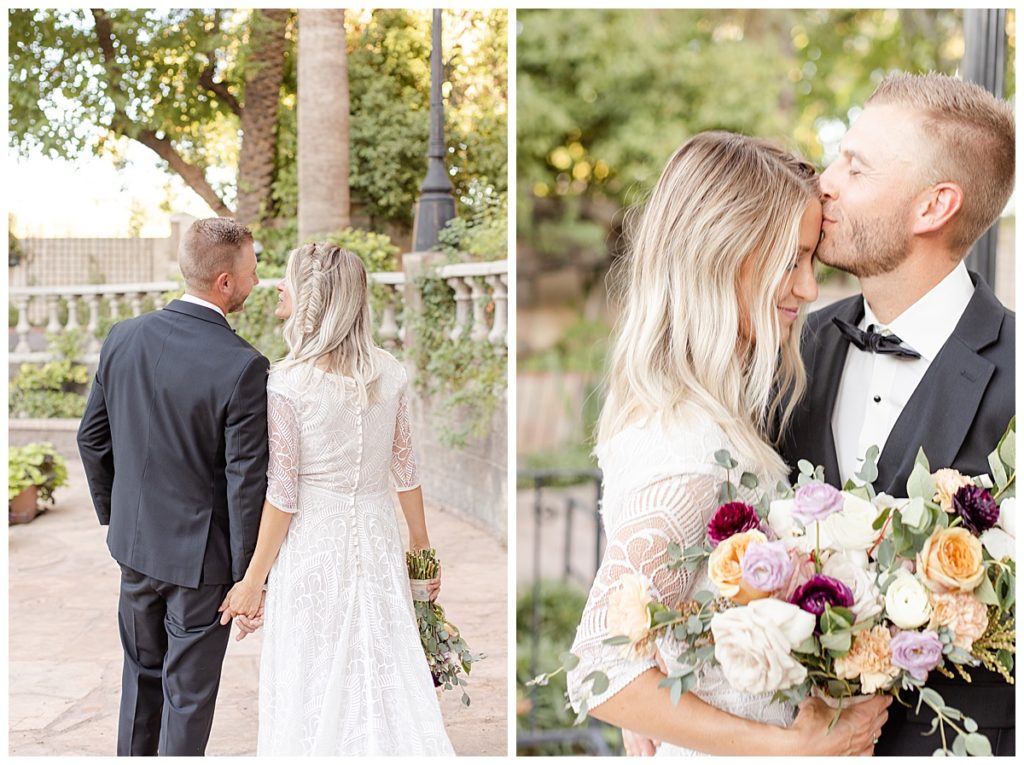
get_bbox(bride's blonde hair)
[276,242,382,405]
[597,131,818,479]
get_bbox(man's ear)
[214,271,232,294]
[911,182,963,236]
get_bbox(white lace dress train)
[256,356,455,755]
[566,411,794,756]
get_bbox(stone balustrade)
[9,259,508,363]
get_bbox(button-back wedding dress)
[257,353,454,755]
[567,408,794,756]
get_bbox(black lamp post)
[962,9,1007,287]
[412,9,456,252]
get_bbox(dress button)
[873,395,882,403]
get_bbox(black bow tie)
[832,317,921,359]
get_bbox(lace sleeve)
[390,388,420,492]
[266,389,300,513]
[566,473,718,712]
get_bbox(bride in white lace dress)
[566,132,889,756]
[220,243,454,755]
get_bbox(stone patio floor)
[9,458,507,756]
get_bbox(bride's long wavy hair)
[276,242,382,406]
[597,131,819,479]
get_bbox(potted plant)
[9,443,68,524]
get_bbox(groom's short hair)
[179,218,254,292]
[867,72,1015,255]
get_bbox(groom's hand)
[234,591,266,641]
[622,728,660,756]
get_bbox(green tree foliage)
[517,9,1013,268]
[9,8,507,236]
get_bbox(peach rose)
[708,530,769,603]
[834,625,899,694]
[929,591,990,651]
[917,527,986,593]
[932,469,973,513]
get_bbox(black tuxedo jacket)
[780,272,1014,495]
[78,300,270,588]
[779,272,1015,755]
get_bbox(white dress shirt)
[179,293,226,319]
[831,261,975,485]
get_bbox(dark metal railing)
[517,468,621,756]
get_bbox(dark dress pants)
[875,667,1014,756]
[117,565,232,756]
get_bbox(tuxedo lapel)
[804,297,863,486]
[875,275,1003,495]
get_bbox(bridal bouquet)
[533,419,1015,757]
[406,548,484,706]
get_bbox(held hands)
[219,577,265,627]
[790,695,891,756]
[622,728,660,756]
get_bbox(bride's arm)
[220,388,299,621]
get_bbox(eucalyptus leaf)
[855,445,880,484]
[798,459,815,477]
[585,670,610,695]
[951,734,967,757]
[974,574,1000,607]
[686,615,703,634]
[914,447,931,472]
[693,590,714,605]
[559,652,580,671]
[964,733,992,756]
[964,718,979,733]
[603,635,632,646]
[740,471,759,489]
[907,462,936,502]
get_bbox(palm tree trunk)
[298,8,351,240]
[236,9,290,226]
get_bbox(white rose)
[883,569,933,629]
[710,599,816,694]
[820,492,880,552]
[822,551,883,624]
[768,499,816,553]
[981,497,1015,561]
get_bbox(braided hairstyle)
[277,242,383,405]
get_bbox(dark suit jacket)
[780,272,1014,496]
[779,272,1015,755]
[78,300,270,588]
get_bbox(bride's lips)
[777,306,799,321]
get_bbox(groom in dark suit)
[780,73,1015,755]
[78,218,269,755]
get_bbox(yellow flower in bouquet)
[708,530,770,604]
[918,527,985,593]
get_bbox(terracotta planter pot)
[9,485,40,524]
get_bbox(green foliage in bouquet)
[405,548,483,706]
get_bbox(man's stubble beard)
[818,203,913,279]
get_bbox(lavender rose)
[953,485,1000,535]
[890,629,944,681]
[707,502,761,545]
[792,483,844,526]
[789,574,855,625]
[741,541,795,593]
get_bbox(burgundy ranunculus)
[789,574,854,625]
[952,485,1000,535]
[707,502,760,545]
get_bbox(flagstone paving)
[9,458,507,756]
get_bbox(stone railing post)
[485,274,507,353]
